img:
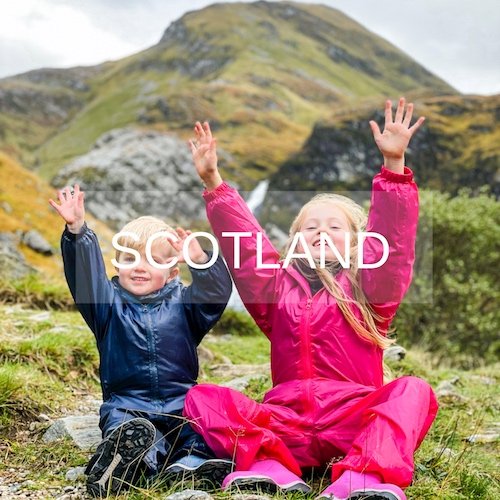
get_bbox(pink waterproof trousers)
[185,376,437,487]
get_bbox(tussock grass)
[0,305,498,498]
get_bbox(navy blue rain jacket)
[61,223,232,402]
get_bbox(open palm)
[369,98,425,159]
[49,185,85,228]
[190,121,218,180]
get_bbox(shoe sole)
[165,459,234,488]
[227,476,312,494]
[348,490,402,500]
[86,418,156,497]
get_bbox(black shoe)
[163,456,234,488]
[85,418,156,497]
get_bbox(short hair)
[115,216,178,265]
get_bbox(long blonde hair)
[284,194,394,349]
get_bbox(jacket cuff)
[62,222,89,241]
[202,182,233,203]
[380,166,414,183]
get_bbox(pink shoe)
[317,471,406,500]
[222,458,311,493]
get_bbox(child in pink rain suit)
[184,98,438,500]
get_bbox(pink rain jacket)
[188,166,438,485]
[204,167,417,394]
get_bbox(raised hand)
[169,227,208,265]
[49,184,85,234]
[189,121,223,190]
[369,98,425,173]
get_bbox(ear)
[166,267,180,283]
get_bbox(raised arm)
[49,185,113,340]
[361,98,423,312]
[190,122,281,336]
[169,227,232,343]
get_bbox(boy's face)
[117,240,179,296]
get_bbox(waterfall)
[227,179,269,311]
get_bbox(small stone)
[222,374,267,392]
[22,229,54,255]
[466,431,500,444]
[29,311,51,322]
[434,446,456,459]
[43,415,101,450]
[65,466,87,482]
[383,345,406,362]
[164,490,213,500]
[469,375,496,385]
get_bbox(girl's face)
[117,240,178,296]
[299,202,351,261]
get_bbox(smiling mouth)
[131,277,149,282]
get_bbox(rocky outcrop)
[261,94,500,223]
[21,230,53,256]
[52,128,210,230]
[0,232,35,280]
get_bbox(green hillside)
[0,1,454,186]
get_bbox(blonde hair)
[115,216,179,265]
[284,194,394,349]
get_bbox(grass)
[0,304,498,498]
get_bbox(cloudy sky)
[1,0,499,95]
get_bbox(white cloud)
[0,0,137,76]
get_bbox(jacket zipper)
[144,305,159,400]
[300,298,315,417]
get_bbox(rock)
[65,466,87,482]
[436,378,466,404]
[383,345,406,362]
[52,128,217,230]
[197,345,215,364]
[22,229,54,255]
[466,422,500,443]
[0,232,35,280]
[164,489,213,500]
[222,374,268,392]
[29,311,51,322]
[209,363,270,379]
[469,375,496,385]
[434,446,456,459]
[466,432,500,444]
[43,416,101,450]
[1,201,12,213]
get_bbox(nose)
[134,258,147,272]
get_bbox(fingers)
[384,99,393,126]
[369,120,382,141]
[57,189,66,204]
[402,102,414,127]
[48,198,62,215]
[409,116,425,135]
[203,121,212,140]
[394,97,405,123]
[195,121,206,140]
[78,191,85,210]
